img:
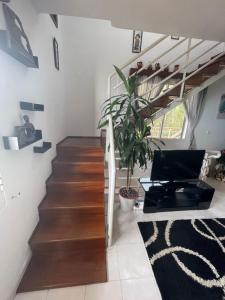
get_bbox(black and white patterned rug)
[138,219,225,300]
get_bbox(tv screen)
[151,150,205,181]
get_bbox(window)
[150,104,187,139]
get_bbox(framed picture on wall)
[217,94,225,119]
[132,30,143,53]
[53,38,59,70]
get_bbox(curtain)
[184,88,208,149]
[137,75,164,105]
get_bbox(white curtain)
[184,88,208,149]
[137,75,164,104]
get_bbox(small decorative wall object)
[53,37,59,70]
[0,4,39,68]
[217,94,225,119]
[50,14,58,28]
[20,101,44,111]
[171,35,180,40]
[132,30,143,53]
[33,142,52,153]
[15,115,36,147]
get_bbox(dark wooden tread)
[30,211,105,247]
[52,160,104,178]
[39,192,104,211]
[58,137,103,148]
[17,245,107,293]
[47,175,104,184]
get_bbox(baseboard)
[9,248,32,300]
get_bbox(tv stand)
[142,179,214,213]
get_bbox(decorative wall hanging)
[3,101,51,153]
[0,3,39,68]
[50,14,58,28]
[53,37,59,70]
[132,30,143,53]
[217,94,225,119]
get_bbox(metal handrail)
[140,49,225,105]
[113,37,188,91]
[107,115,116,247]
[137,40,204,88]
[139,41,222,98]
[113,35,168,74]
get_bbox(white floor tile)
[47,286,85,300]
[85,281,122,300]
[15,291,47,300]
[107,247,120,281]
[116,244,151,280]
[121,277,162,300]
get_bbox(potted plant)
[98,66,162,211]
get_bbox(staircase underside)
[17,137,107,293]
[129,54,225,119]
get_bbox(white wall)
[0,1,67,299]
[61,16,224,140]
[195,77,225,150]
[61,17,162,136]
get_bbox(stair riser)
[39,206,105,220]
[17,245,107,293]
[31,237,106,254]
[57,147,104,160]
[52,162,104,177]
[47,181,104,194]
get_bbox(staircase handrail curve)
[138,49,225,106]
[138,41,222,99]
[113,37,189,90]
[135,39,204,88]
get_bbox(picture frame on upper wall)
[53,37,59,70]
[50,14,58,28]
[132,30,143,53]
[217,94,225,119]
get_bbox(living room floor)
[15,179,225,300]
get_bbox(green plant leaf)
[114,65,130,95]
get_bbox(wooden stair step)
[39,191,104,211]
[57,138,104,160]
[58,137,103,148]
[52,159,104,176]
[17,243,107,293]
[47,174,104,184]
[30,211,105,248]
[47,180,104,194]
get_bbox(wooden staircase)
[129,54,225,119]
[17,137,107,293]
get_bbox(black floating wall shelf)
[0,30,39,68]
[20,101,44,111]
[3,130,42,150]
[33,142,52,153]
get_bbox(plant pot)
[119,187,138,212]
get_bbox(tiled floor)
[15,178,225,300]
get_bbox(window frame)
[150,104,188,140]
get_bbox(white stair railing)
[106,116,116,247]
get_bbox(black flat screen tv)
[151,150,205,181]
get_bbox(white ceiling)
[32,0,225,41]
